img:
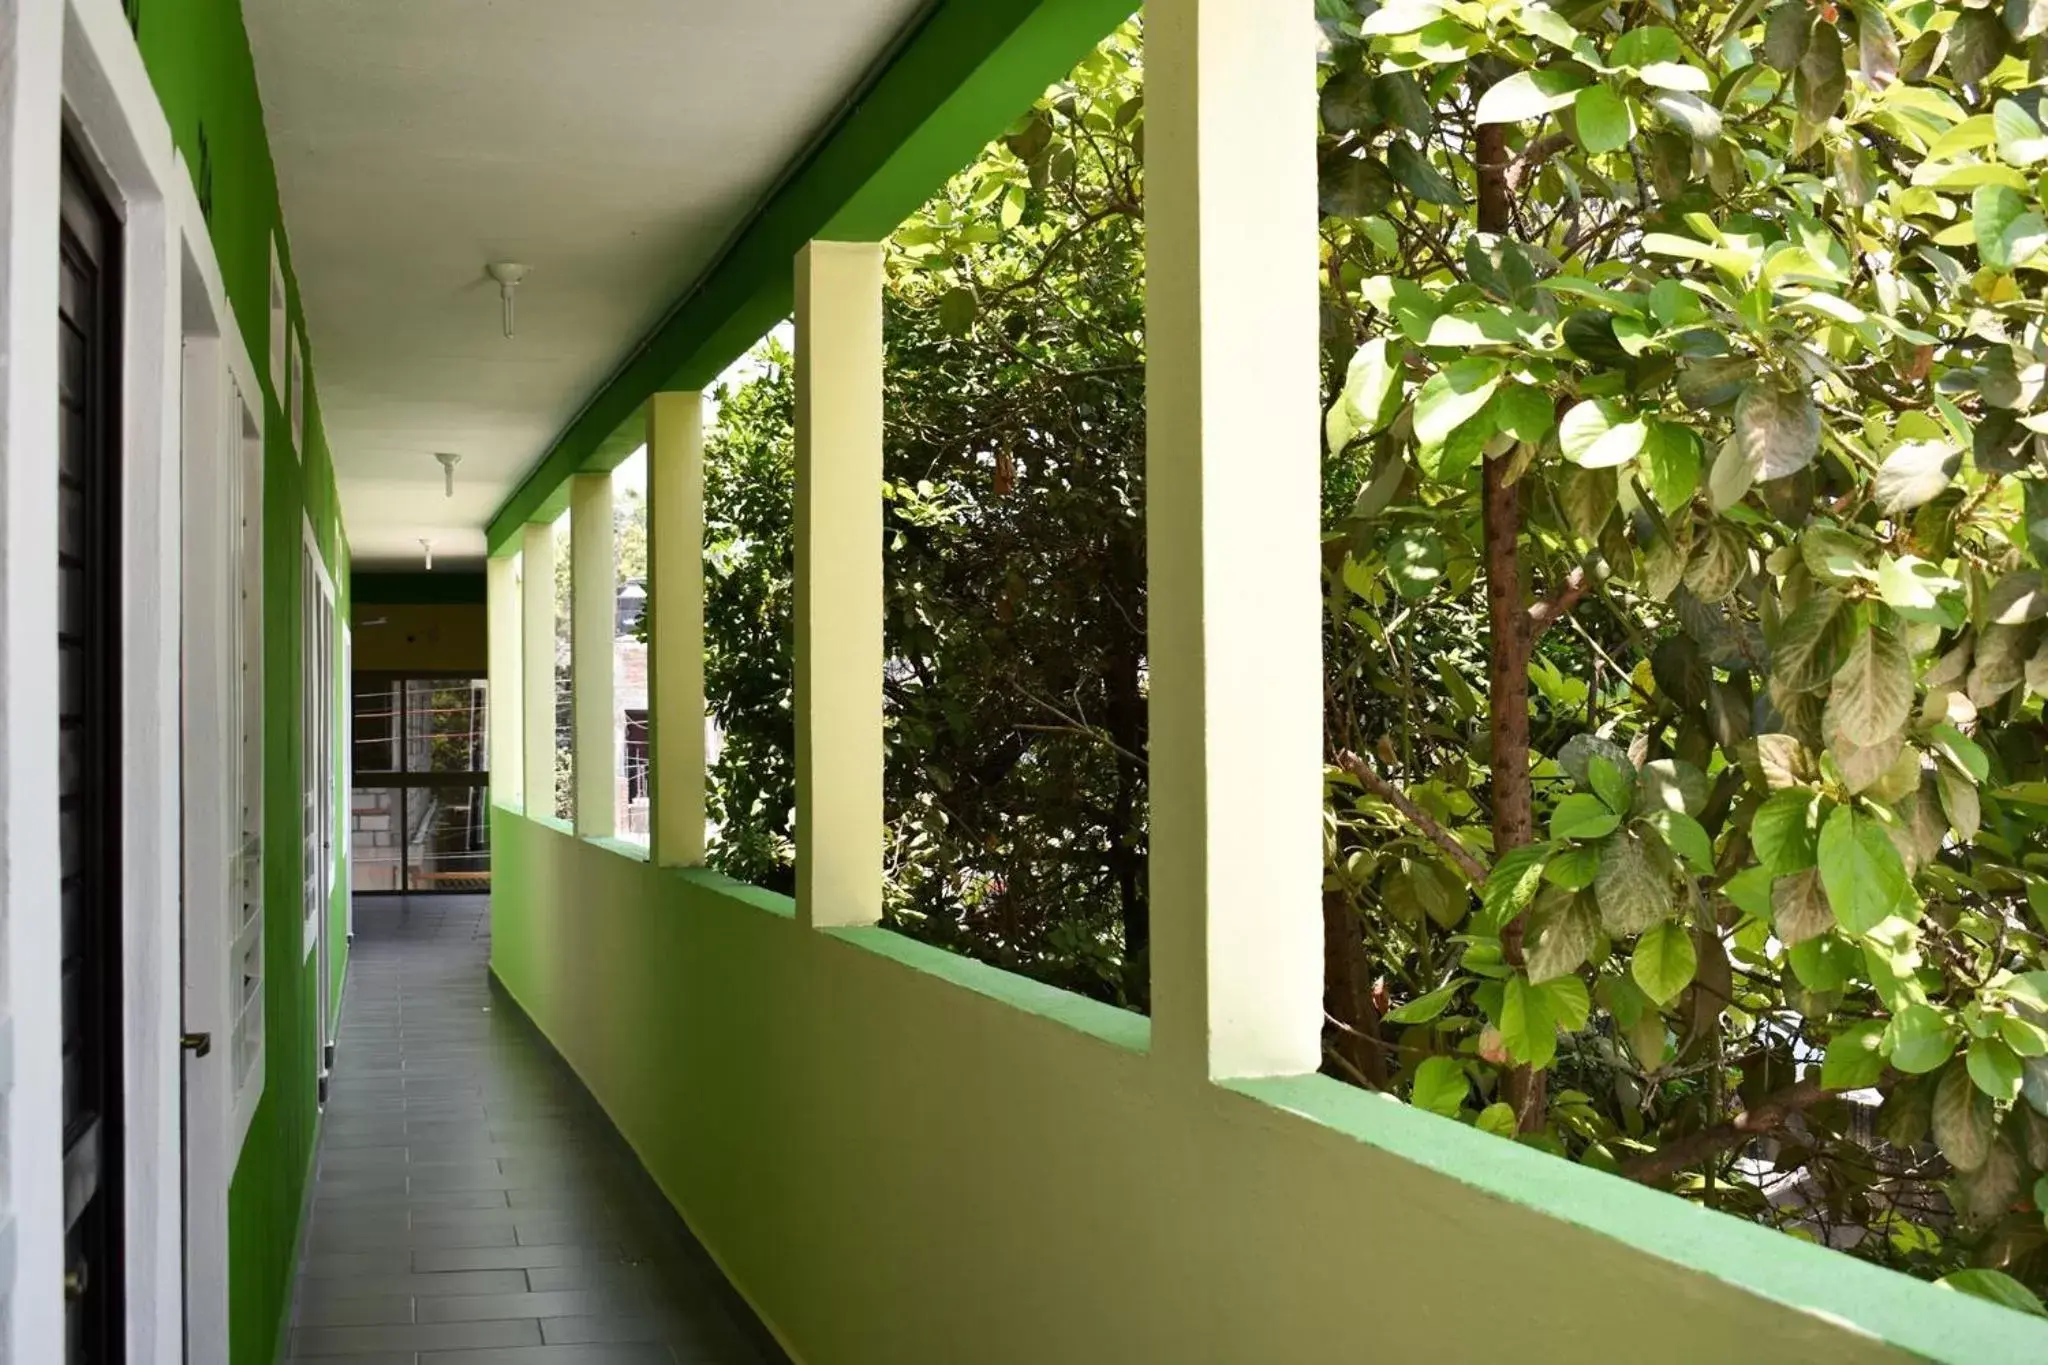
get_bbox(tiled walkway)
[286,895,785,1365]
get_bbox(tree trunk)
[1322,889,1389,1088]
[1475,119,1546,1132]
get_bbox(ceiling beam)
[485,0,1132,553]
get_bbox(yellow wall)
[489,812,2041,1365]
[352,602,486,674]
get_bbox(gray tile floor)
[286,895,786,1365]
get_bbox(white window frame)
[302,517,337,963]
[269,234,287,410]
[287,321,305,457]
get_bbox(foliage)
[1317,0,2048,1306]
[690,3,2048,1310]
[698,30,1149,1004]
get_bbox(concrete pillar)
[648,391,706,866]
[487,551,523,808]
[1144,0,1323,1081]
[520,521,555,818]
[571,473,616,838]
[793,241,885,928]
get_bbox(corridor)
[285,896,786,1364]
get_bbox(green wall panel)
[491,813,2047,1365]
[132,4,351,1362]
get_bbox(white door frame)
[302,517,338,1103]
[178,268,265,1364]
[0,0,280,1355]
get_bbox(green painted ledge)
[1233,1074,2048,1364]
[584,834,652,863]
[828,923,1151,1053]
[485,0,1133,550]
[667,865,798,921]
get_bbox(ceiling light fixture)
[486,262,529,338]
[420,538,434,572]
[435,451,462,498]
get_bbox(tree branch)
[1334,749,1490,887]
[1618,1076,1883,1187]
[1528,564,1590,642]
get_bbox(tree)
[1317,0,2048,1309]
[692,5,2048,1312]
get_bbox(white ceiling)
[246,0,927,570]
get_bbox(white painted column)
[1145,0,1323,1081]
[487,551,523,808]
[648,391,706,866]
[571,472,616,838]
[793,241,885,928]
[520,521,556,818]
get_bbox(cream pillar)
[571,473,616,838]
[487,551,523,808]
[794,241,885,928]
[648,391,707,866]
[1145,0,1323,1081]
[520,521,556,818]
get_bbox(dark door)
[58,141,124,1365]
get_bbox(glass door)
[351,674,490,893]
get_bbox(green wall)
[134,5,352,1362]
[492,813,2046,1365]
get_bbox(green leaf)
[1735,383,1819,480]
[1500,974,1558,1069]
[1643,422,1701,513]
[1481,842,1550,929]
[1559,399,1648,468]
[1597,830,1673,937]
[1385,527,1447,600]
[1609,26,1682,68]
[1474,69,1587,125]
[1541,974,1591,1031]
[1587,754,1634,815]
[1475,1102,1518,1137]
[1723,865,1775,919]
[1524,893,1598,983]
[1771,868,1836,945]
[1631,921,1697,1006]
[1790,933,1857,992]
[1874,440,1960,512]
[939,287,977,337]
[1752,788,1822,875]
[1410,1055,1468,1116]
[1326,337,1403,453]
[1828,625,1914,746]
[1968,1036,2025,1104]
[1937,1270,2046,1318]
[1973,184,2046,273]
[1385,978,1466,1024]
[1388,138,1463,206]
[1820,1020,1887,1090]
[1946,8,2012,87]
[1994,98,2048,167]
[1359,0,1444,36]
[1817,805,1911,935]
[1412,358,1503,450]
[1573,84,1634,154]
[1647,90,1723,142]
[1987,569,2048,625]
[1646,809,1714,873]
[1886,1002,1957,1075]
[1933,1063,1994,1169]
[1931,722,1991,781]
[1543,843,1600,891]
[1492,383,1554,444]
[1762,4,1812,72]
[1771,590,1849,692]
[1551,792,1622,841]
